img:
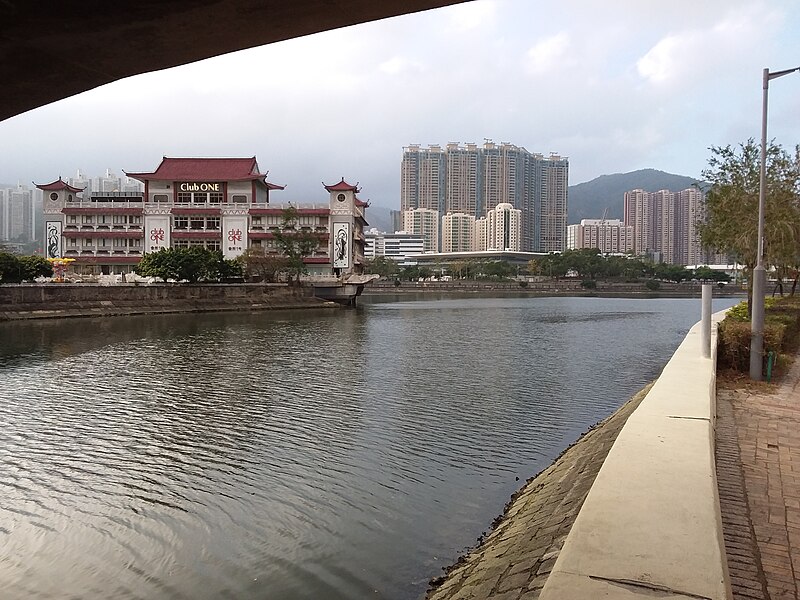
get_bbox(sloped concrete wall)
[540,310,732,599]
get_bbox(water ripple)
[0,296,737,599]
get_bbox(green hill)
[568,169,702,223]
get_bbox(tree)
[241,247,290,282]
[272,207,323,285]
[0,252,23,283]
[700,139,800,307]
[134,247,224,283]
[18,255,53,280]
[364,256,399,279]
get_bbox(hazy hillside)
[568,169,702,223]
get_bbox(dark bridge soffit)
[0,0,468,122]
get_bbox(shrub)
[645,279,660,291]
[580,279,596,289]
[518,280,528,288]
[718,297,800,373]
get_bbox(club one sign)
[179,182,221,192]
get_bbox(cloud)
[525,33,572,74]
[378,56,423,75]
[636,4,779,86]
[444,0,497,32]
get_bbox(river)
[0,295,738,599]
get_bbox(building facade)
[0,184,37,242]
[364,229,425,261]
[400,141,568,253]
[623,188,706,265]
[38,156,367,277]
[566,219,633,254]
[483,202,522,252]
[441,212,476,253]
[402,207,439,253]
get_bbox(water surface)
[0,296,737,599]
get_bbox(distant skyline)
[1,0,798,209]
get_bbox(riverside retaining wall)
[540,310,731,599]
[0,283,331,321]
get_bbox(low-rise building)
[365,229,425,261]
[38,156,368,277]
[566,219,633,254]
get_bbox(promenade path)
[716,355,800,600]
[425,385,651,600]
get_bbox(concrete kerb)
[539,309,732,600]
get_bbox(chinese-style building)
[37,157,368,277]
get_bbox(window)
[113,238,127,248]
[84,238,93,246]
[191,193,206,205]
[82,215,93,224]
[232,194,248,203]
[67,215,77,224]
[206,217,220,230]
[174,217,188,229]
[174,240,189,248]
[129,216,141,225]
[153,194,169,203]
[190,218,204,230]
[68,238,78,247]
[209,192,223,204]
[177,192,191,204]
[113,214,126,225]
[206,240,221,251]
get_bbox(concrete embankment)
[364,280,743,299]
[0,283,336,321]
[428,311,730,600]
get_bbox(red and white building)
[38,156,368,277]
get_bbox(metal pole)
[749,65,800,379]
[749,68,769,380]
[701,283,712,358]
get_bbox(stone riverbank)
[0,283,336,321]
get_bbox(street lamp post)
[750,66,800,380]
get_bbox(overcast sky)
[1,0,799,209]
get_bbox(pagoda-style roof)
[125,157,284,189]
[35,178,84,193]
[324,178,360,193]
[354,197,369,208]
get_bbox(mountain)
[568,169,702,223]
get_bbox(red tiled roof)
[126,157,284,189]
[35,178,84,193]
[324,178,360,193]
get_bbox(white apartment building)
[401,141,569,252]
[441,212,476,253]
[402,207,439,252]
[484,202,521,251]
[566,219,633,254]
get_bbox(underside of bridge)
[0,0,467,122]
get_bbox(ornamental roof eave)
[35,177,84,193]
[124,157,284,189]
[323,178,360,193]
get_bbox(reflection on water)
[0,296,737,599]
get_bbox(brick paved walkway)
[425,385,651,600]
[717,356,800,600]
